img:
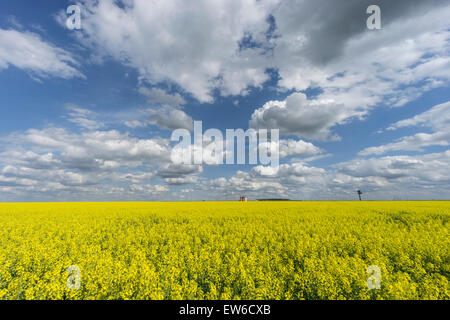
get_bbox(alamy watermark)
[65,4,381,31]
[65,3,381,31]
[366,5,381,30]
[66,5,81,30]
[171,121,279,173]
[366,265,381,290]
[66,265,81,290]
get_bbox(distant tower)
[357,190,363,201]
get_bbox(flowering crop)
[0,201,448,300]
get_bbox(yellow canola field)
[0,201,448,300]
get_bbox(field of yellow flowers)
[0,201,448,300]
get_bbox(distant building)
[239,196,248,201]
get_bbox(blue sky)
[0,0,449,201]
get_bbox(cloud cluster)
[124,87,193,131]
[257,138,322,159]
[0,124,172,198]
[0,28,84,80]
[65,104,104,130]
[191,149,450,201]
[4,0,450,113]
[272,0,450,103]
[76,0,277,102]
[124,107,194,131]
[331,151,450,198]
[250,93,345,140]
[71,0,449,123]
[360,101,450,155]
[247,0,450,141]
[157,163,202,185]
[0,100,212,200]
[138,87,186,108]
